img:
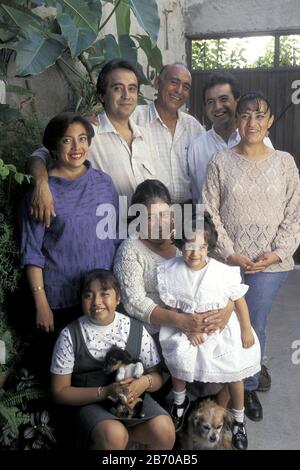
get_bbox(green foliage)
[0,1,161,78]
[0,369,54,450]
[0,0,162,119]
[255,39,274,68]
[279,35,300,66]
[75,78,101,115]
[0,403,27,436]
[0,112,46,172]
[0,204,22,369]
[2,387,47,408]
[0,214,20,304]
[23,410,56,450]
[192,35,300,70]
[0,112,45,373]
[0,159,31,184]
[130,0,160,45]
[192,38,248,70]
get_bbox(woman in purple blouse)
[20,112,119,364]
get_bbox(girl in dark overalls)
[50,269,175,450]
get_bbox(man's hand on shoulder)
[30,180,56,227]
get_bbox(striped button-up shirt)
[89,111,170,202]
[133,102,205,203]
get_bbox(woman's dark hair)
[96,59,141,99]
[173,210,218,251]
[43,112,94,157]
[82,269,120,297]
[131,179,172,207]
[202,72,241,103]
[236,90,273,116]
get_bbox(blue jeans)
[243,271,289,391]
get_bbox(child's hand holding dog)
[119,376,150,404]
[104,382,127,401]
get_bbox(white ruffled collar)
[157,257,248,313]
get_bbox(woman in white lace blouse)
[113,180,234,402]
[202,91,300,422]
[114,179,233,337]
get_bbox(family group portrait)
[0,0,299,453]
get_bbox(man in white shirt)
[133,63,205,203]
[29,60,169,226]
[188,72,273,203]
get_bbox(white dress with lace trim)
[157,257,261,383]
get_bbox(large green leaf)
[135,62,149,86]
[56,0,102,34]
[14,31,66,76]
[115,0,130,36]
[101,33,137,66]
[129,0,159,45]
[85,34,148,85]
[57,13,96,57]
[102,34,120,60]
[86,38,105,71]
[119,34,137,65]
[0,1,45,35]
[0,22,19,42]
[132,34,163,72]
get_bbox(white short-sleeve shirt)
[51,312,161,375]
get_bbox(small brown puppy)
[103,346,145,419]
[178,398,233,450]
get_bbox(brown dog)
[103,345,145,419]
[178,398,233,450]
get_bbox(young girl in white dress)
[157,212,261,450]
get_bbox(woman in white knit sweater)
[114,180,233,335]
[113,180,234,401]
[202,91,300,422]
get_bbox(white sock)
[173,389,186,406]
[231,407,245,423]
[173,389,186,418]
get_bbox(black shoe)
[232,421,248,450]
[244,390,263,421]
[170,396,190,432]
[257,364,271,392]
